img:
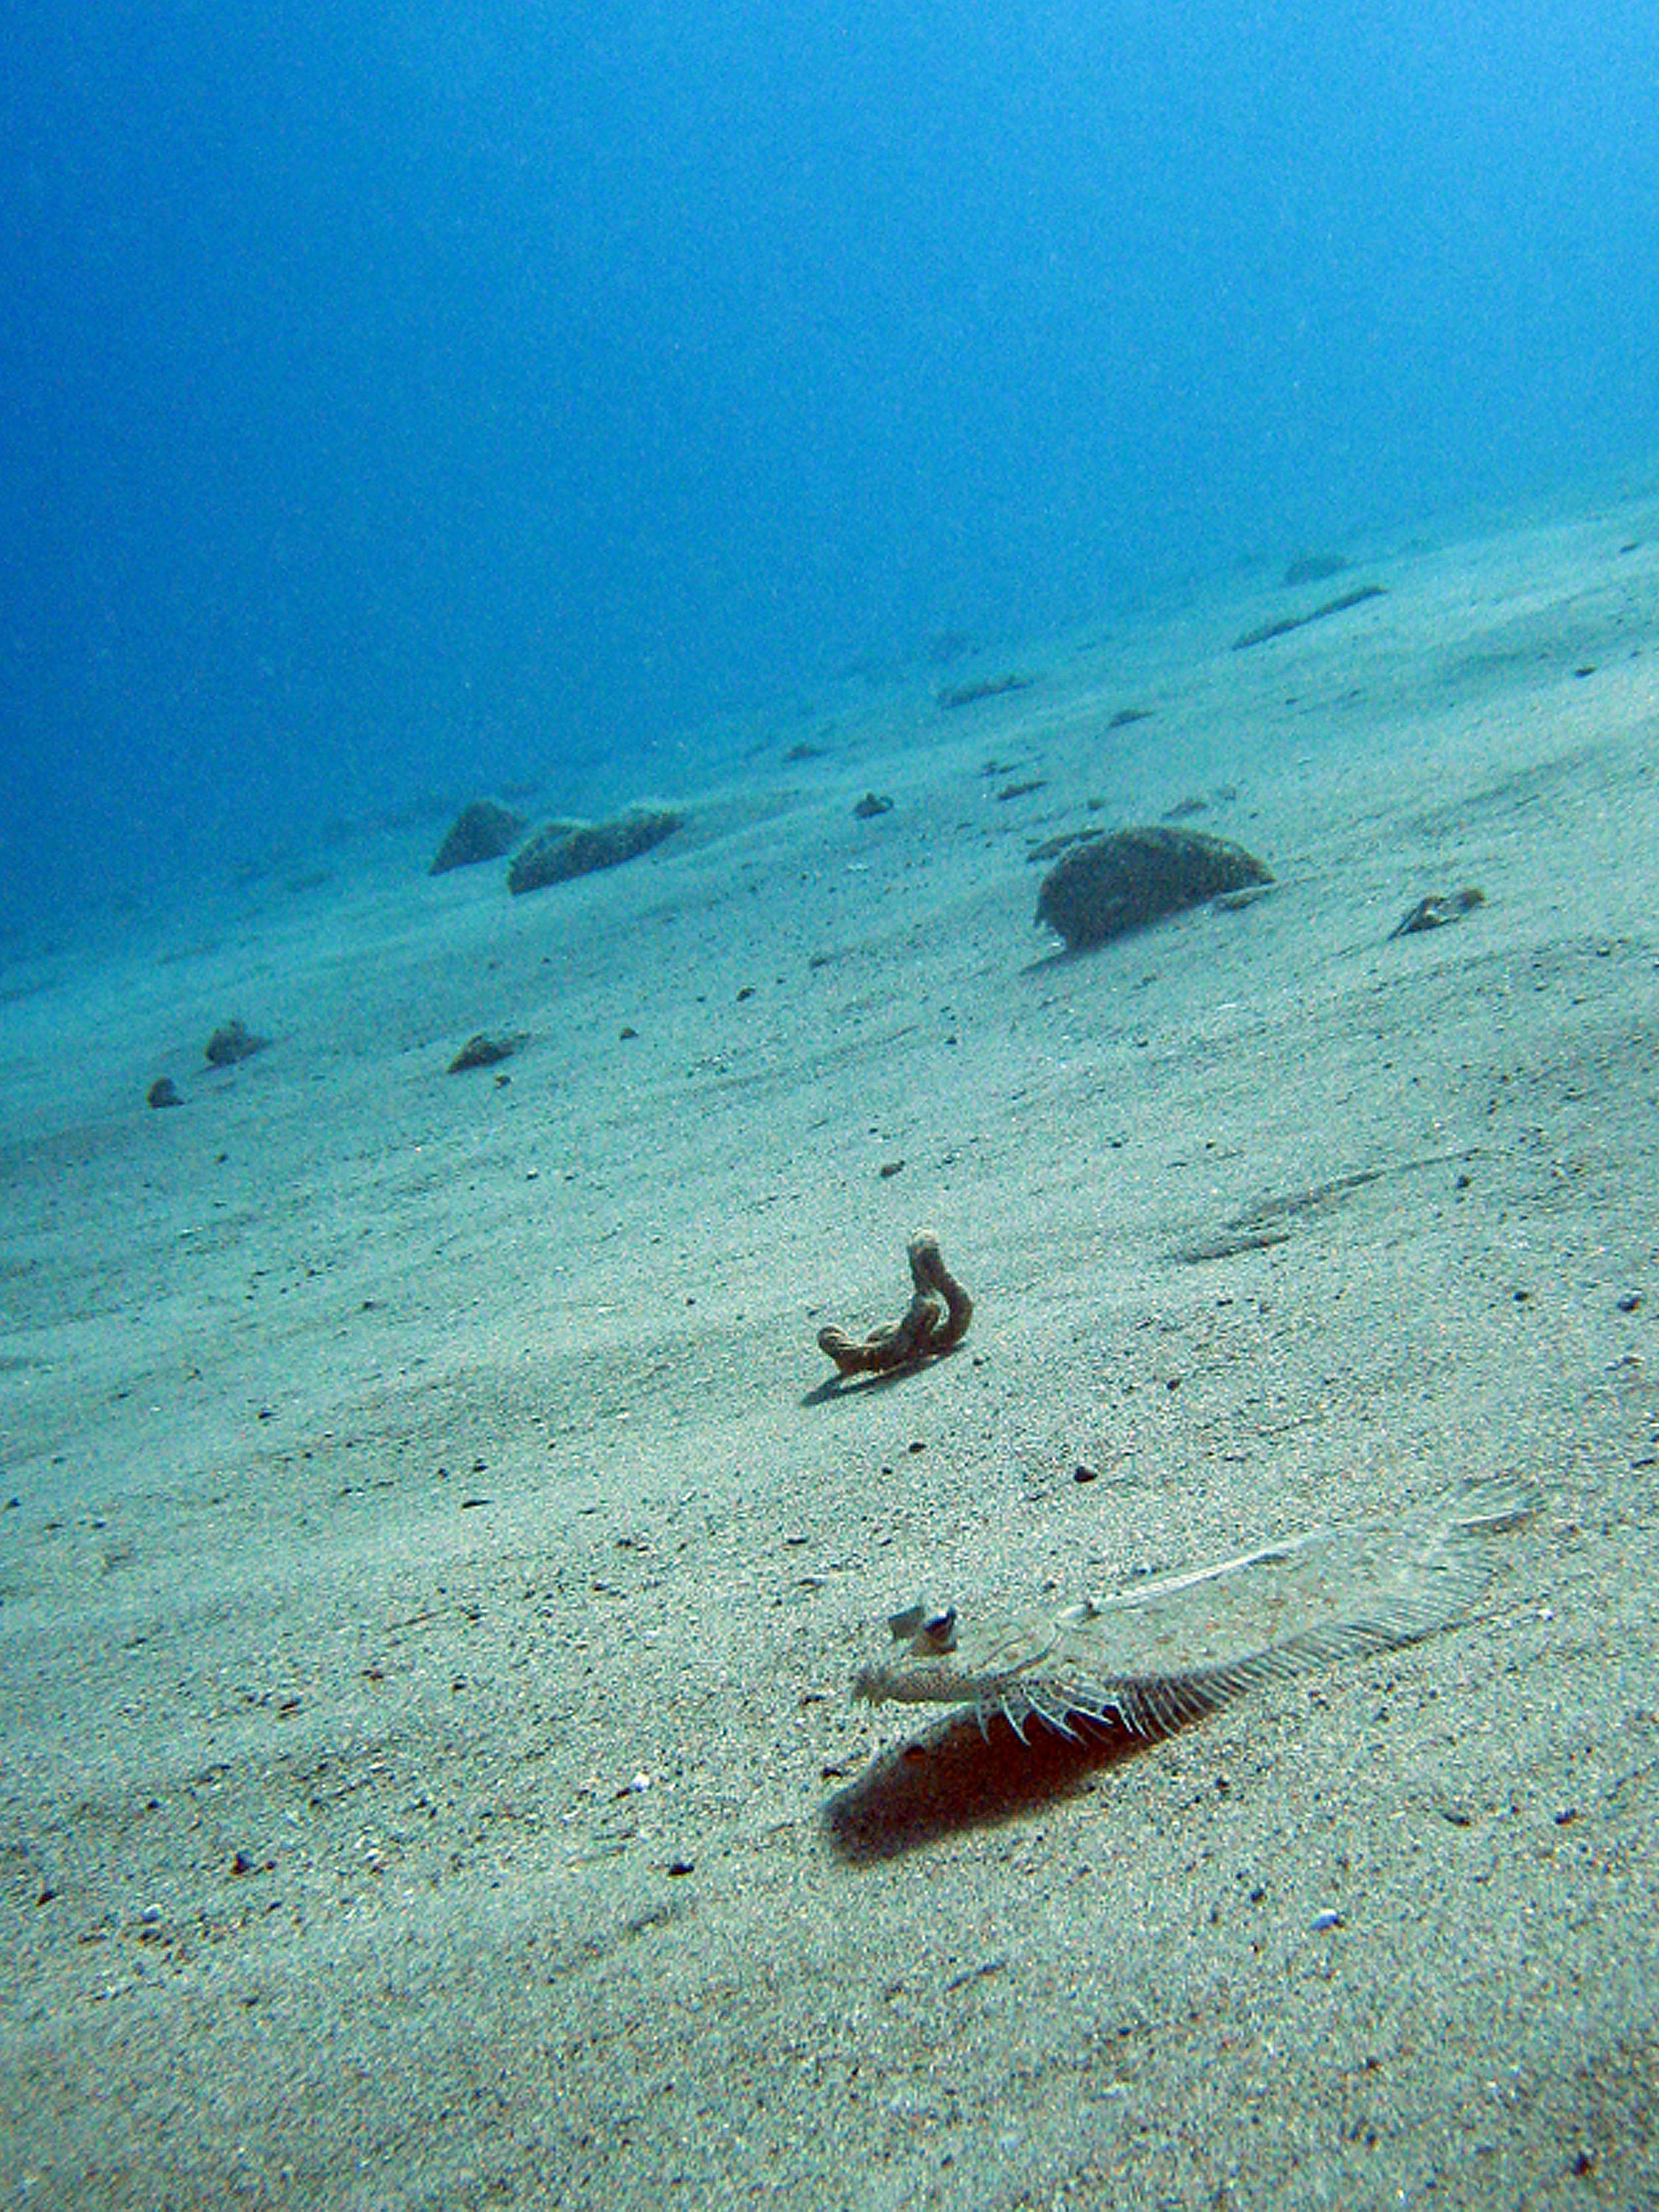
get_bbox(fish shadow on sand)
[824,1710,1168,1864]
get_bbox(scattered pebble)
[205,1020,268,1068]
[448,1031,526,1074]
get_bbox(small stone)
[146,1077,183,1110]
[1283,552,1349,587]
[853,791,894,820]
[447,1032,528,1074]
[205,1020,268,1068]
[938,671,1033,710]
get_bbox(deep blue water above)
[3,0,1657,928]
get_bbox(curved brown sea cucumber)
[818,1234,973,1377]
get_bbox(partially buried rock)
[1283,552,1349,588]
[204,1020,268,1068]
[507,808,683,897]
[429,799,527,875]
[1036,826,1273,952]
[853,791,894,820]
[448,1032,527,1074]
[146,1077,183,1110]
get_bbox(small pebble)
[1310,1908,1344,1933]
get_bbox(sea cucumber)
[818,1235,973,1378]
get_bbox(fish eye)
[920,1607,958,1652]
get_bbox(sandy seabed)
[2,490,1658,2210]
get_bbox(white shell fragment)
[853,1478,1541,1742]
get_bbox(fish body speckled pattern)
[855,1477,1541,1741]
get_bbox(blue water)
[4,0,1657,927]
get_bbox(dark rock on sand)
[146,1077,183,1110]
[853,792,894,820]
[429,799,527,875]
[507,809,683,897]
[205,1020,268,1068]
[448,1032,528,1074]
[1233,584,1385,652]
[1283,553,1349,588]
[1036,826,1273,952]
[938,671,1034,711]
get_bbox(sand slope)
[2,491,1658,2208]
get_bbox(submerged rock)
[429,799,527,875]
[937,671,1034,711]
[507,808,683,897]
[1035,826,1273,952]
[1283,552,1349,587]
[146,1077,183,1110]
[204,1020,269,1068]
[1233,584,1385,652]
[448,1032,528,1074]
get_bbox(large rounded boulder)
[1035,825,1273,952]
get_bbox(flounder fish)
[854,1477,1540,1741]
